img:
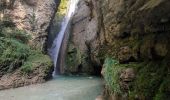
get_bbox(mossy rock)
[21,51,53,76]
[0,20,53,80]
[65,42,93,74]
[102,57,170,100]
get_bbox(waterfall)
[49,0,79,76]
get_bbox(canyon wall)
[65,0,104,75]
[0,0,60,90]
[66,0,170,99]
[6,0,59,51]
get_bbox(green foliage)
[0,19,52,76]
[21,62,33,74]
[21,50,52,74]
[103,57,122,94]
[56,0,68,27]
[127,60,169,100]
[66,46,84,71]
[102,57,169,99]
[0,37,30,74]
[0,21,31,73]
[65,42,93,74]
[1,27,31,43]
[58,0,68,16]
[66,46,77,69]
[154,74,170,100]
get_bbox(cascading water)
[49,0,79,76]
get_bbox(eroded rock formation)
[66,0,104,75]
[0,0,59,90]
[6,0,59,50]
[66,0,170,99]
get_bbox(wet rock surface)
[66,0,103,75]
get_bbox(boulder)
[119,68,136,91]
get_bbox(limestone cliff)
[66,0,104,75]
[6,0,59,51]
[0,0,60,90]
[66,0,170,99]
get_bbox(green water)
[0,76,103,100]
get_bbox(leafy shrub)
[0,37,31,74]
[1,27,31,43]
[0,18,52,77]
[21,50,52,74]
[21,62,33,74]
[0,20,31,75]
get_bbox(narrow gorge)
[0,0,170,100]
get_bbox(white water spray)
[49,0,79,76]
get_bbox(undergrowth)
[103,57,123,94]
[21,50,52,74]
[103,57,170,100]
[0,19,51,76]
[129,60,170,100]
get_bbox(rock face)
[0,0,59,90]
[68,0,170,65]
[99,1,170,98]
[100,0,170,60]
[6,0,58,51]
[66,0,104,74]
[119,68,135,92]
[0,54,53,90]
[0,63,53,90]
[66,0,170,99]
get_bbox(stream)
[0,76,103,100]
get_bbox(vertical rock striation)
[66,0,104,74]
[66,0,170,99]
[6,0,59,51]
